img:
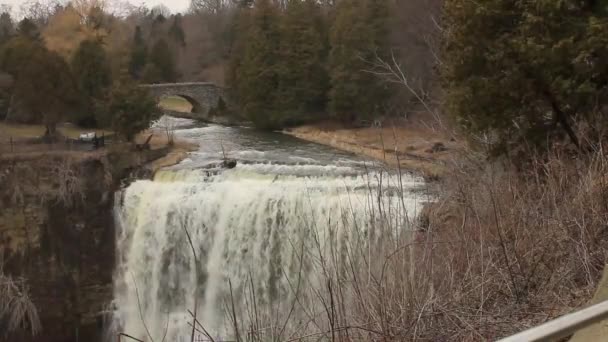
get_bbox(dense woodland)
[0,0,604,152]
[3,1,608,340]
[443,0,608,154]
[0,0,441,134]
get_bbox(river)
[111,117,427,341]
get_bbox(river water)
[111,117,426,341]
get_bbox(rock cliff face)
[0,148,168,342]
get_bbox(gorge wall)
[0,148,168,342]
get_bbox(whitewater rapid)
[111,122,426,341]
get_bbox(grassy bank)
[0,122,113,140]
[136,129,198,171]
[1,121,196,170]
[200,148,604,341]
[285,121,459,178]
[407,149,607,339]
[173,117,603,340]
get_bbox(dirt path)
[285,122,459,178]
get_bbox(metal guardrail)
[497,300,608,342]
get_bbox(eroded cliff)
[0,148,168,342]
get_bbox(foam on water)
[111,166,424,340]
[111,121,426,340]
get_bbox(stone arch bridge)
[142,82,230,123]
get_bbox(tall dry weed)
[227,149,608,341]
[122,148,608,342]
[412,147,608,340]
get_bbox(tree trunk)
[540,88,580,148]
[45,123,57,140]
[520,64,580,148]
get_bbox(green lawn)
[159,96,193,113]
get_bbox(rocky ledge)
[0,146,174,342]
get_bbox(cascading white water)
[111,123,426,341]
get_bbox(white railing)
[497,300,608,342]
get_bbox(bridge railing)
[497,300,608,342]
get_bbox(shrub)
[108,79,160,142]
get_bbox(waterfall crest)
[112,165,424,341]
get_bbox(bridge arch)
[158,94,199,114]
[142,82,227,122]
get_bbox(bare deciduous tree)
[366,52,446,131]
[19,0,63,26]
[391,0,443,93]
[157,116,176,145]
[71,0,107,22]
[190,0,229,14]
[150,4,172,18]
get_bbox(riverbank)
[284,121,459,179]
[285,121,608,339]
[135,130,198,172]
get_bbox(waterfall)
[112,164,425,341]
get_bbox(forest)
[2,1,608,339]
[0,0,441,134]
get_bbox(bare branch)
[363,51,455,138]
[129,272,155,342]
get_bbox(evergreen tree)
[16,18,39,41]
[150,12,167,38]
[226,7,251,105]
[129,26,147,79]
[13,47,79,136]
[442,0,608,152]
[108,75,161,142]
[0,35,45,123]
[234,0,281,129]
[0,12,14,46]
[71,38,112,127]
[235,0,255,8]
[0,10,11,119]
[141,62,163,83]
[149,39,178,82]
[169,14,186,47]
[72,39,112,99]
[276,0,328,124]
[0,36,41,78]
[365,0,390,48]
[328,0,390,122]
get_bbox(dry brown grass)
[211,147,608,341]
[0,122,114,155]
[134,130,197,171]
[404,148,608,340]
[0,126,194,172]
[286,120,460,178]
[115,122,606,340]
[0,122,112,141]
[135,129,196,151]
